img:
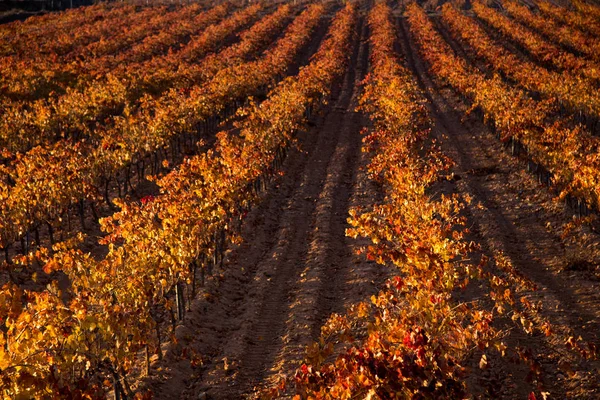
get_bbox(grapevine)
[441,3,600,124]
[504,0,600,62]
[472,1,600,83]
[0,2,351,397]
[407,3,600,216]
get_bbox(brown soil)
[137,9,393,400]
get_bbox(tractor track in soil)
[398,14,600,399]
[140,8,391,399]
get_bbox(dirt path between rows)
[139,9,392,399]
[398,14,600,400]
[137,7,600,400]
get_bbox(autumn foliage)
[0,2,354,397]
[285,3,598,398]
[406,2,600,215]
[1,0,599,398]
